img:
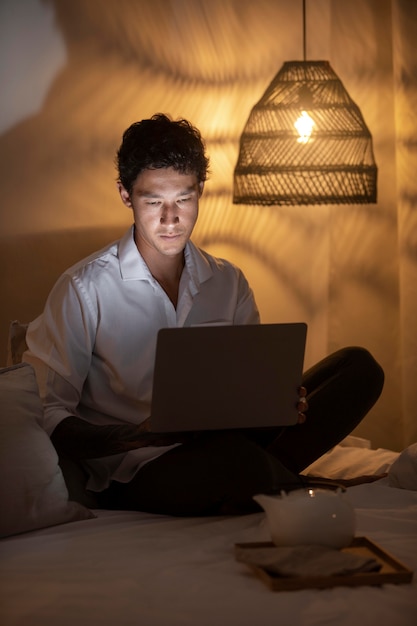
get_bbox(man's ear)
[118,182,132,208]
[198,182,204,197]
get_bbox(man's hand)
[118,417,194,451]
[51,416,192,460]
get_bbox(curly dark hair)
[116,113,210,194]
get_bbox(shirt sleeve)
[24,273,97,435]
[233,269,261,325]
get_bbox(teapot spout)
[253,493,282,514]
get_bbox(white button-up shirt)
[25,226,260,490]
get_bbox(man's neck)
[152,257,184,308]
[137,241,185,308]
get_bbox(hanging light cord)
[302,0,307,61]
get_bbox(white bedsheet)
[1,478,417,626]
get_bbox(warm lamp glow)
[233,61,377,206]
[294,110,314,143]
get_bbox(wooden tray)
[234,537,414,591]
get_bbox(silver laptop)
[150,322,307,433]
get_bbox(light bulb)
[294,110,315,144]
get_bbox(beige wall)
[1,0,416,450]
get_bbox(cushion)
[0,363,94,538]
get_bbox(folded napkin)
[235,544,381,578]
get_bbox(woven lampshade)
[233,61,377,206]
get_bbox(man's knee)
[340,346,385,394]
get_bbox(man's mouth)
[159,232,182,238]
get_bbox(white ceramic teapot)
[253,485,356,549]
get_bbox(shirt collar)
[118,225,151,281]
[184,240,214,291]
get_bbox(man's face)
[119,167,203,261]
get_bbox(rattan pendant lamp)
[233,0,377,206]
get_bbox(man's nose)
[160,204,179,224]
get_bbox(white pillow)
[388,443,417,490]
[0,363,94,538]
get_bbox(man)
[24,114,384,515]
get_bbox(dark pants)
[91,346,384,516]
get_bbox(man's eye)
[178,196,191,203]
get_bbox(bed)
[1,360,417,626]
